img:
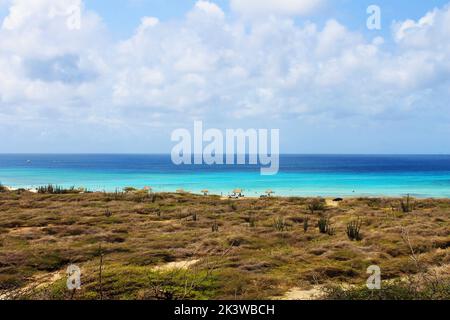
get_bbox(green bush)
[37,185,82,194]
[308,198,326,214]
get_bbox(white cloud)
[194,0,225,19]
[137,16,159,32]
[230,0,324,17]
[394,9,437,42]
[393,5,450,52]
[0,0,108,129]
[1,0,450,151]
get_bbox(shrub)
[308,198,326,214]
[346,219,362,241]
[106,189,125,201]
[37,185,81,194]
[273,217,288,232]
[151,193,161,203]
[318,215,332,235]
[131,190,152,202]
[0,182,7,193]
[248,214,256,228]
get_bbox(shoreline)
[2,184,450,199]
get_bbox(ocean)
[1,154,450,198]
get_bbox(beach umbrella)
[201,189,209,196]
[265,190,275,196]
[143,186,152,192]
[176,189,187,194]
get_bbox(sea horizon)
[1,154,450,198]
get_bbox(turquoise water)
[1,154,450,198]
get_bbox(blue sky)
[0,0,449,154]
[87,0,449,38]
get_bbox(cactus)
[318,215,332,234]
[104,209,112,218]
[400,194,414,213]
[37,185,80,194]
[303,217,310,232]
[274,216,288,232]
[327,226,336,236]
[346,219,362,241]
[248,214,256,228]
[212,221,219,232]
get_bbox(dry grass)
[0,191,449,300]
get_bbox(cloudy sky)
[0,0,449,154]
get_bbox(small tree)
[123,187,137,193]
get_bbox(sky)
[0,0,449,154]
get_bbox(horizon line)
[1,153,450,156]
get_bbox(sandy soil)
[325,199,340,207]
[152,259,200,272]
[278,286,324,300]
[0,271,63,300]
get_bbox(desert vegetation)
[0,189,448,300]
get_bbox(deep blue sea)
[1,154,450,198]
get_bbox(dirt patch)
[326,199,339,207]
[152,259,200,272]
[0,270,63,300]
[278,286,324,300]
[8,226,45,236]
